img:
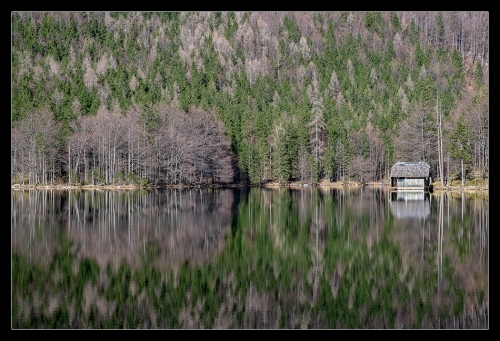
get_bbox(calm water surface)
[12,187,488,329]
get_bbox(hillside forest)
[11,12,489,187]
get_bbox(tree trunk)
[68,145,71,185]
[461,157,465,187]
[437,95,444,186]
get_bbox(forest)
[11,11,489,187]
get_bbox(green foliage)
[283,15,301,44]
[474,62,484,86]
[390,12,401,31]
[414,42,428,68]
[364,12,385,34]
[241,12,251,24]
[272,125,291,184]
[451,48,464,77]
[109,12,128,20]
[90,167,105,184]
[139,106,161,134]
[448,115,471,163]
[107,66,132,110]
[10,11,488,188]
[417,75,437,110]
[12,73,34,122]
[139,177,149,187]
[114,171,124,184]
[323,144,335,181]
[224,12,239,40]
[126,171,139,185]
[78,88,100,116]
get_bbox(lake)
[11,186,488,329]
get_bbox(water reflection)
[12,187,488,329]
[389,190,430,219]
[11,188,233,269]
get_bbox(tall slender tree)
[306,66,326,182]
[449,115,471,186]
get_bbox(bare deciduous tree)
[306,67,326,180]
[394,100,436,165]
[12,106,60,185]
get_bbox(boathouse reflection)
[389,190,430,219]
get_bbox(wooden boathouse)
[389,162,431,190]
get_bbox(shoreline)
[263,180,488,192]
[11,181,488,192]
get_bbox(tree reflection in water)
[12,187,488,329]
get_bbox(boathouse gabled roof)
[390,162,430,178]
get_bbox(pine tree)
[271,121,291,184]
[449,115,471,186]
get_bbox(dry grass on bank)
[11,177,488,192]
[431,178,488,192]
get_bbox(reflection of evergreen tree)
[12,188,488,328]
